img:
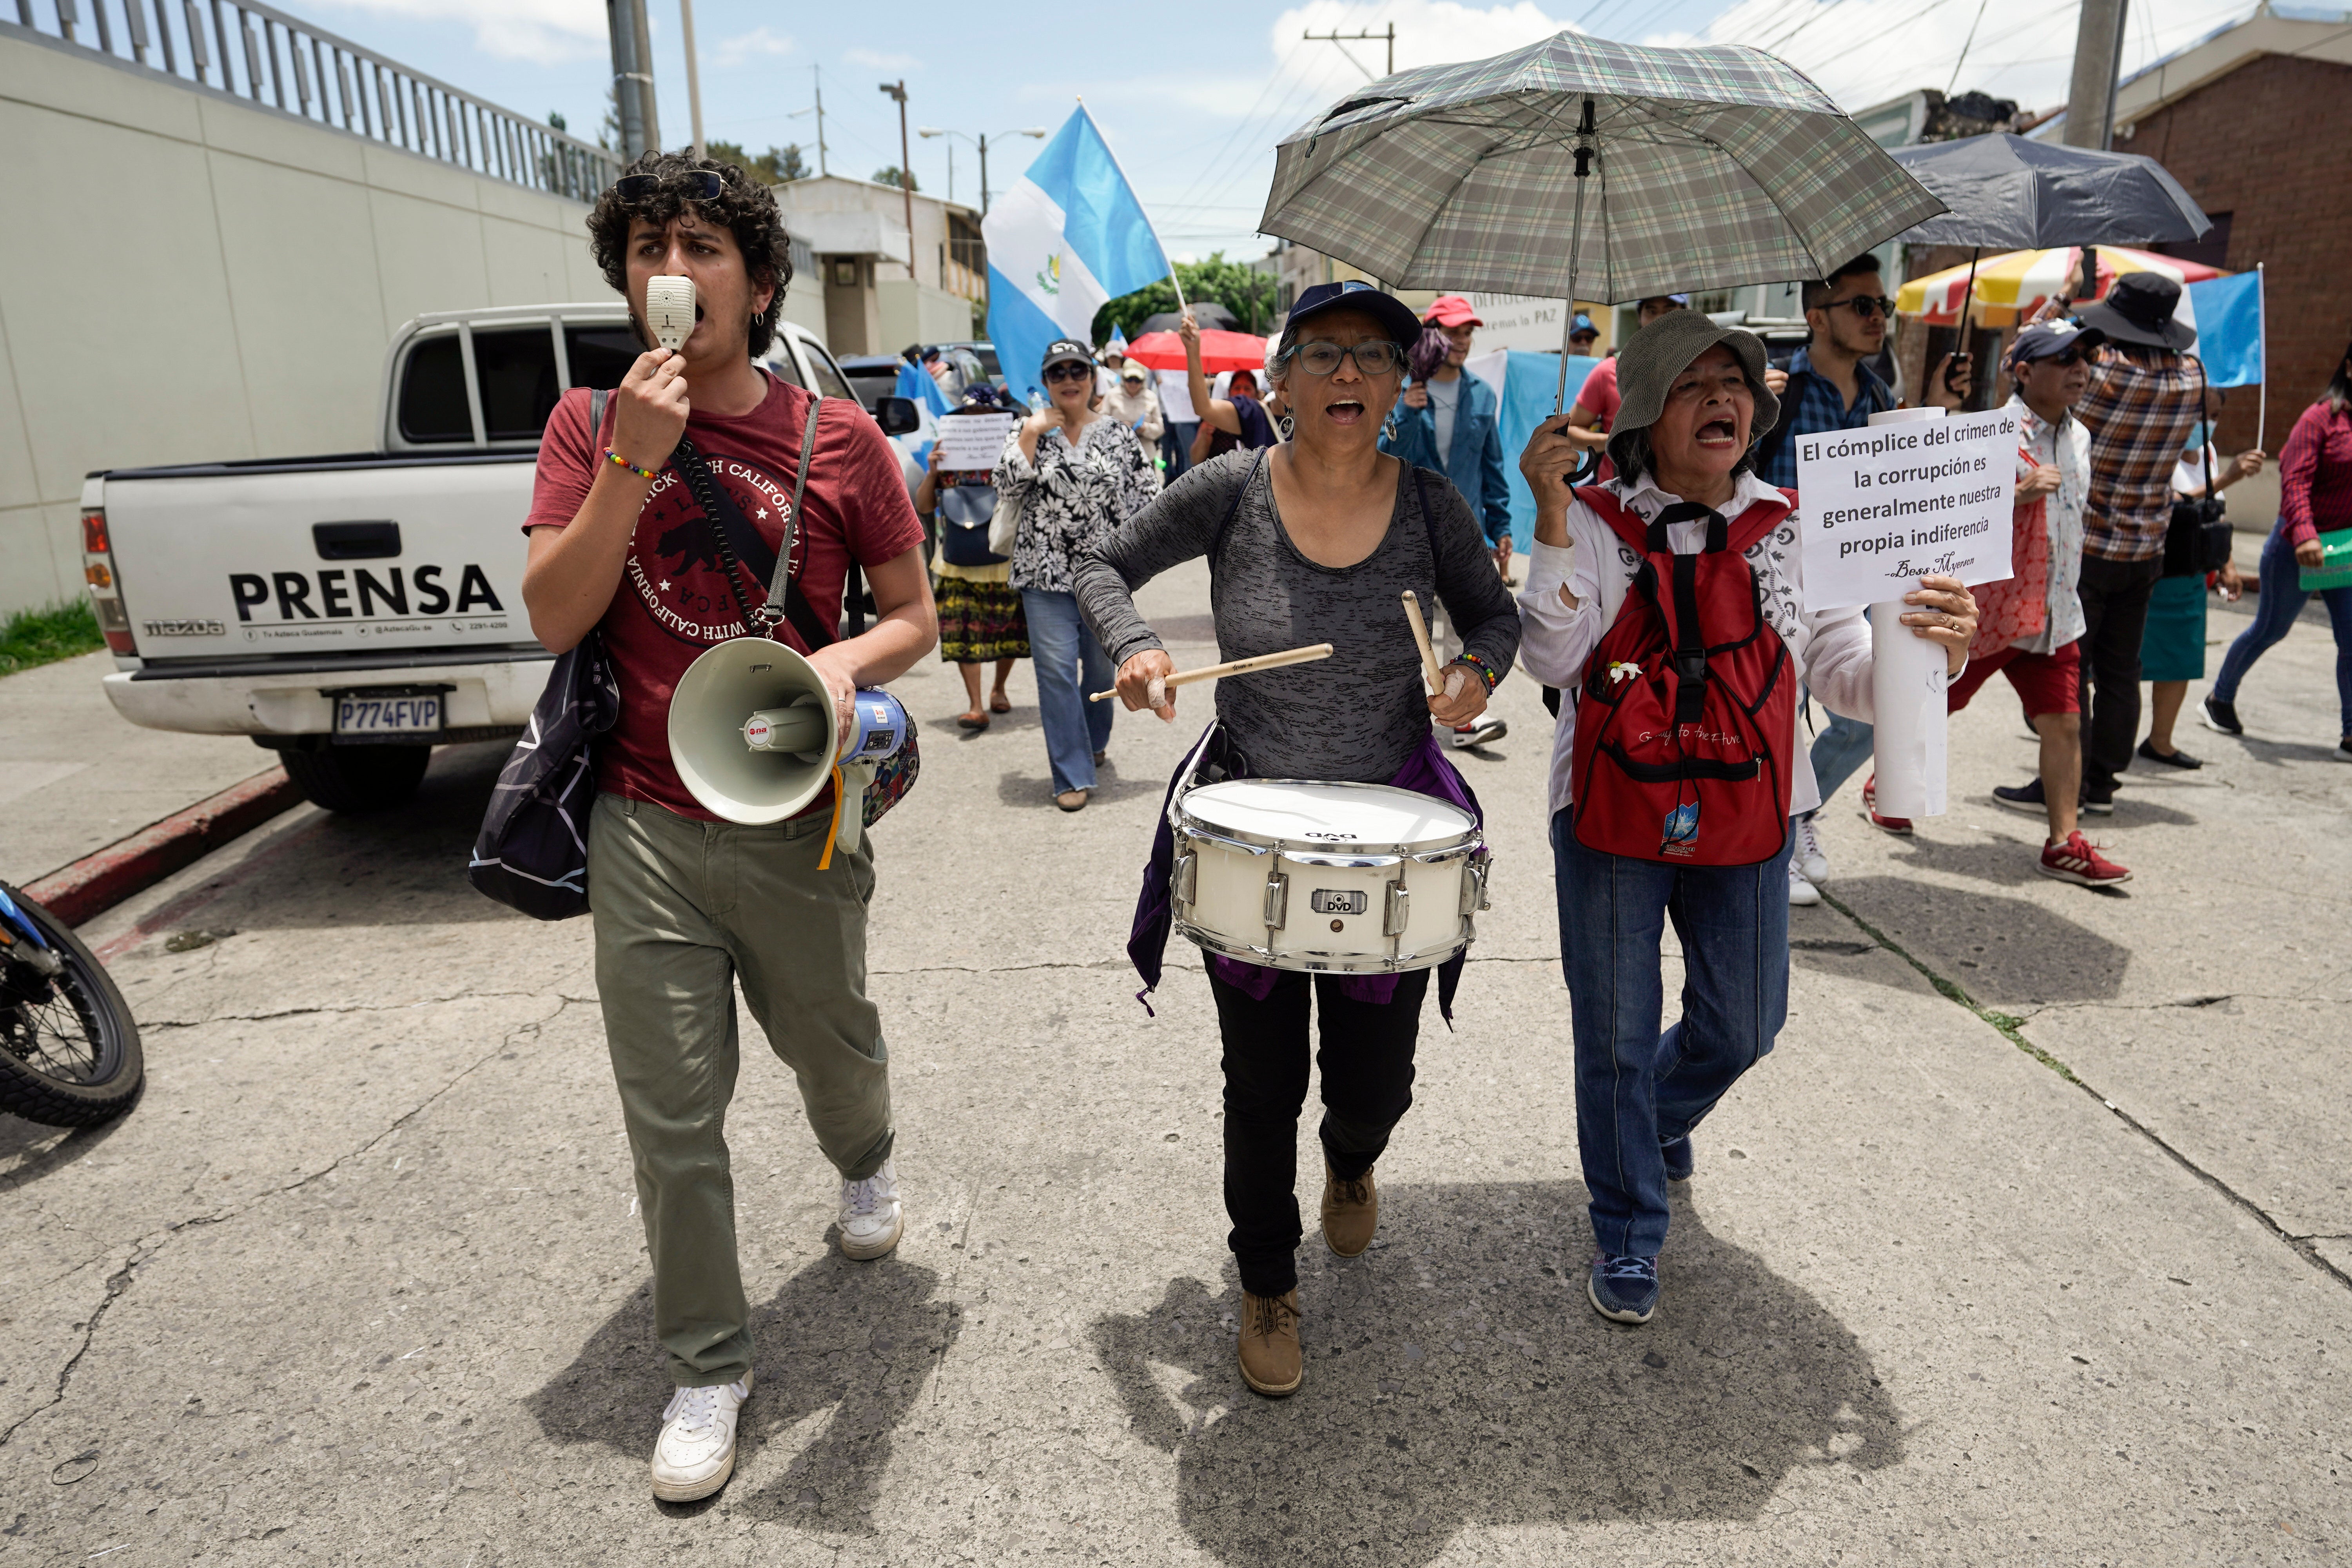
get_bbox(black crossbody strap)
[670,394,833,650]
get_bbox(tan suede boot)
[1236,1289,1303,1397]
[1321,1159,1379,1258]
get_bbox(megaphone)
[668,637,909,854]
[645,274,695,352]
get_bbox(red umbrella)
[1123,328,1268,375]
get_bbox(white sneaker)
[1793,813,1829,885]
[650,1374,751,1502]
[1448,719,1508,749]
[1787,862,1822,907]
[838,1158,904,1259]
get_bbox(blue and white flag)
[1107,323,1129,356]
[2186,271,2263,388]
[983,106,1169,403]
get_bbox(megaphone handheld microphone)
[645,274,696,353]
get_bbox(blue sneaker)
[1587,1252,1659,1324]
[1661,1135,1693,1182]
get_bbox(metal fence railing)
[5,0,620,201]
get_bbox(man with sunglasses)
[1759,255,1970,905]
[520,152,936,1504]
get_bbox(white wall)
[877,279,975,355]
[0,30,611,616]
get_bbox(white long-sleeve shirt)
[1515,471,1877,818]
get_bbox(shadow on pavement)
[1091,1181,1898,1568]
[1812,875,2130,1000]
[0,1108,131,1193]
[993,766,1161,810]
[524,1253,959,1531]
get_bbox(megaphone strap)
[817,764,847,871]
[671,391,834,652]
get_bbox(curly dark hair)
[588,151,795,358]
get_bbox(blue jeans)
[2211,527,2352,738]
[1552,809,1789,1259]
[1020,588,1114,793]
[1809,706,1875,810]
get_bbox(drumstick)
[1400,591,1444,695]
[1088,642,1334,702]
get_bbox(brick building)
[2104,5,2352,456]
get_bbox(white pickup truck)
[80,303,904,812]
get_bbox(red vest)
[1570,487,1797,867]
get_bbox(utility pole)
[879,80,915,277]
[1302,22,1395,79]
[2063,0,2130,149]
[604,0,658,159]
[677,0,704,160]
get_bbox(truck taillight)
[81,506,136,656]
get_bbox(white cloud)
[720,25,794,61]
[846,47,922,71]
[306,0,603,61]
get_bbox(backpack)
[1570,487,1797,867]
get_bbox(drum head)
[1180,779,1475,853]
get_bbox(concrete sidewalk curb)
[20,766,302,927]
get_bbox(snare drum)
[1170,779,1489,974]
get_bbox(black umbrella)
[1887,133,2211,249]
[1139,301,1241,335]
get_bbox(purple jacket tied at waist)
[1126,723,1483,1021]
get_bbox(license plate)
[334,691,443,740]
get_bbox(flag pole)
[2256,261,2267,453]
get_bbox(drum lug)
[1172,850,1197,913]
[1263,867,1289,931]
[1461,855,1492,915]
[1383,880,1410,938]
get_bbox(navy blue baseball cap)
[1569,312,1599,337]
[2007,319,2107,369]
[1283,280,1425,352]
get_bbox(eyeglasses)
[1818,294,1896,321]
[1293,340,1402,377]
[1044,363,1093,385]
[613,171,726,203]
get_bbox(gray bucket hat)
[1604,312,1780,479]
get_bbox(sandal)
[956,711,989,731]
[989,691,1011,714]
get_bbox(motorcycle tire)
[0,883,144,1128]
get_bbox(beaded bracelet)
[604,448,658,480]
[1457,651,1504,693]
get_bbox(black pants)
[1210,967,1429,1298]
[2073,555,2165,793]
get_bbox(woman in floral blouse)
[993,337,1163,809]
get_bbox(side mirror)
[874,396,921,437]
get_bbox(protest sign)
[1795,406,2017,611]
[933,413,1018,472]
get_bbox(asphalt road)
[4,559,2347,1564]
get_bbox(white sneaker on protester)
[650,1374,751,1502]
[1793,813,1829,885]
[1787,862,1822,907]
[838,1158,904,1259]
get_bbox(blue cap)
[2007,319,2107,369]
[1283,280,1425,353]
[1570,312,1598,336]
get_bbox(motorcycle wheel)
[0,883,144,1127]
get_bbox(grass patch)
[0,599,104,677]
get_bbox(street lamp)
[915,126,1046,216]
[878,80,914,274]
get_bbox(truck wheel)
[279,744,432,813]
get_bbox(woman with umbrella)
[1515,314,1978,1326]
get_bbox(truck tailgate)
[104,458,539,664]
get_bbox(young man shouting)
[520,152,936,1503]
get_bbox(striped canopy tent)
[1896,245,2228,327]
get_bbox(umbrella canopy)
[1896,245,2227,327]
[1139,301,1241,334]
[1258,33,1943,304]
[1123,328,1268,374]
[1887,134,2210,250]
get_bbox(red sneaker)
[2038,831,2132,887]
[1859,774,1913,835]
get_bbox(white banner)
[934,413,1018,471]
[1461,293,1588,354]
[1156,368,1197,424]
[1795,407,2018,611]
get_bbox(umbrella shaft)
[1555,139,1592,415]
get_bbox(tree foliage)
[872,165,919,192]
[1091,252,1278,344]
[706,141,811,184]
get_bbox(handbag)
[467,389,624,920]
[2163,361,2234,578]
[938,484,1005,567]
[2300,526,2352,593]
[986,483,1022,557]
[673,394,920,832]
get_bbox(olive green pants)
[588,792,895,1386]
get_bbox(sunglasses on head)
[613,170,726,203]
[1819,294,1896,321]
[1044,362,1093,385]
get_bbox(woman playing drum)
[1073,281,1522,1399]
[1515,312,1978,1328]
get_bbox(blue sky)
[296,0,2264,260]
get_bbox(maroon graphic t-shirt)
[525,372,924,820]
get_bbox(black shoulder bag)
[2163,358,2232,578]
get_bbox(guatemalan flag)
[983,106,1169,404]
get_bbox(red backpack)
[1570,488,1797,867]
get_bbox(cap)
[2007,319,2107,369]
[1423,294,1484,328]
[1039,338,1094,376]
[1568,312,1599,338]
[1282,280,1426,358]
[1119,361,1149,381]
[1604,312,1779,477]
[2076,271,2194,350]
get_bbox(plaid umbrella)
[1259,32,1943,401]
